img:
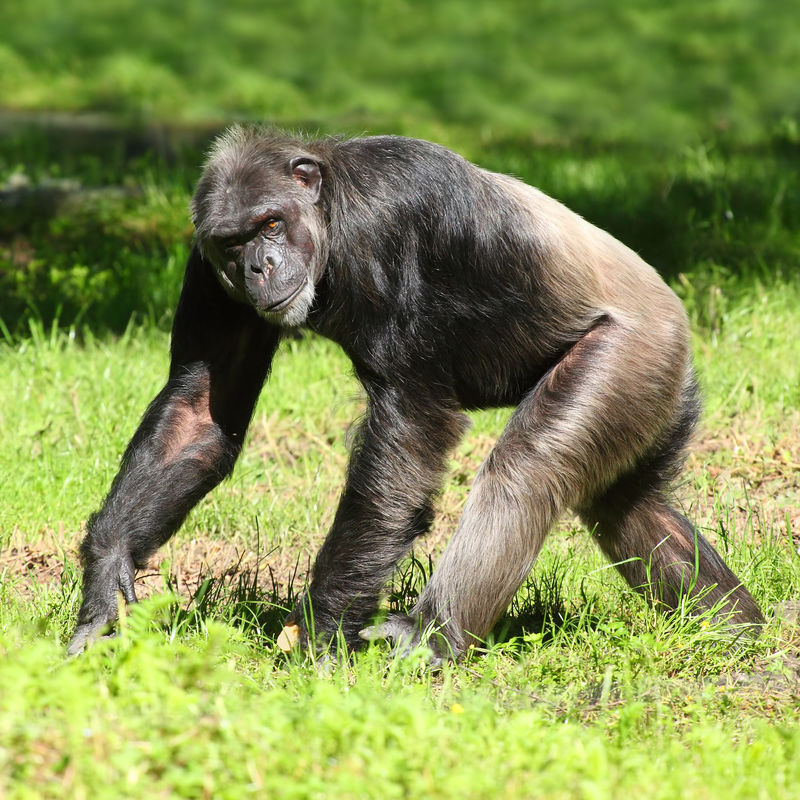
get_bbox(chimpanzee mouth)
[262,278,308,312]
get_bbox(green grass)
[1,278,799,797]
[2,0,800,794]
[3,615,800,799]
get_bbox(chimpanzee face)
[194,153,326,327]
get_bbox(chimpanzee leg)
[68,248,280,654]
[283,386,470,649]
[580,382,764,627]
[366,317,761,659]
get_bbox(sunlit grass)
[2,1,800,787]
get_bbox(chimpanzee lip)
[262,278,308,312]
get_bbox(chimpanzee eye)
[263,218,280,232]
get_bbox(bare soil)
[2,418,798,606]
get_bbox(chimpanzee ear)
[290,157,322,203]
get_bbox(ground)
[5,416,798,615]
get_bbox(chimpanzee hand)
[67,554,137,656]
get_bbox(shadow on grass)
[162,553,305,644]
[159,548,592,652]
[2,114,798,335]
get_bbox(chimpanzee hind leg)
[580,377,764,629]
[363,316,762,660]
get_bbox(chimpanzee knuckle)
[278,614,351,658]
[118,565,137,604]
[67,605,117,655]
[66,627,92,657]
[278,596,333,654]
[67,626,119,657]
[276,621,304,654]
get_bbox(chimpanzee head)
[192,127,328,326]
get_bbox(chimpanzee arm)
[284,382,469,648]
[68,247,280,654]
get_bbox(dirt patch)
[1,526,309,605]
[2,418,797,602]
[686,414,800,545]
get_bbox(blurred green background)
[0,0,798,332]
[2,0,799,143]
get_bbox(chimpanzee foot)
[67,555,137,656]
[359,613,453,666]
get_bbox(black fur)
[67,130,763,657]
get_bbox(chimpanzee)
[67,127,763,658]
